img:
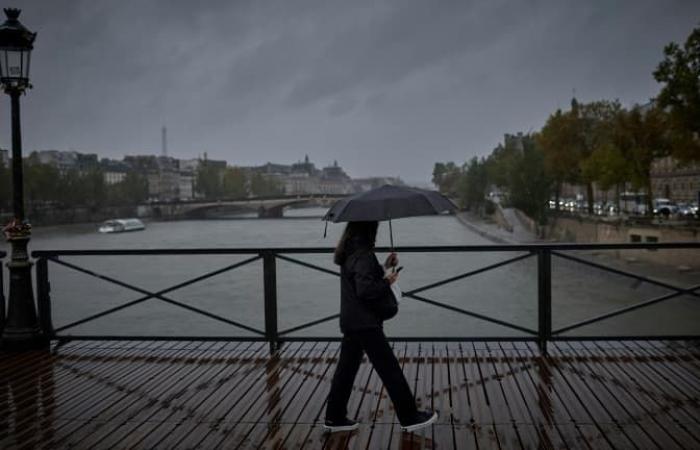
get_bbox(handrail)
[27,242,700,354]
[30,241,700,257]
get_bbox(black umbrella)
[323,184,457,248]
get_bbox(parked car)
[653,198,679,217]
[678,202,699,218]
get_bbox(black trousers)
[325,328,418,424]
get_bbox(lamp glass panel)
[0,48,27,81]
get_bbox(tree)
[23,153,61,210]
[612,105,671,214]
[81,168,107,209]
[487,142,519,190]
[108,171,149,205]
[506,135,552,224]
[654,25,700,161]
[222,167,247,198]
[250,172,283,197]
[431,162,461,196]
[537,109,581,212]
[458,157,489,210]
[581,141,628,210]
[196,161,224,199]
[573,100,622,214]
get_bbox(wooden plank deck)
[1,340,699,449]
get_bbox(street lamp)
[0,8,46,350]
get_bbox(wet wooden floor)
[1,339,699,449]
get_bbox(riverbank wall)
[544,215,699,268]
[455,206,698,269]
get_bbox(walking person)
[324,221,438,433]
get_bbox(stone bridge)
[144,194,348,220]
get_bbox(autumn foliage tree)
[537,108,581,212]
[654,25,700,162]
[611,106,671,213]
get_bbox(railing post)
[36,257,54,339]
[263,251,279,354]
[537,249,552,355]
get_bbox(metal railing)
[29,243,700,353]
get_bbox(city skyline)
[0,0,698,183]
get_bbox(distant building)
[124,155,159,173]
[75,153,99,172]
[100,158,129,185]
[244,156,357,195]
[282,172,319,195]
[291,154,317,176]
[153,156,181,201]
[178,171,195,201]
[32,149,99,173]
[179,158,201,173]
[34,150,78,172]
[352,177,404,193]
[257,162,292,175]
[651,156,700,203]
[319,161,353,194]
[200,154,227,171]
[124,155,183,201]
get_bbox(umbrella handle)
[389,217,394,250]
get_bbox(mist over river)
[5,207,698,338]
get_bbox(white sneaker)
[323,417,360,432]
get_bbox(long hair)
[333,221,379,265]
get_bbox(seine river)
[4,208,698,338]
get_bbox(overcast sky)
[1,0,699,183]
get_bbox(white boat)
[98,218,146,233]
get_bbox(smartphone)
[395,266,404,273]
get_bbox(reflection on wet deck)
[1,340,699,449]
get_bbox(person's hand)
[385,271,400,285]
[384,252,399,269]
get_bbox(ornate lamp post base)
[1,234,48,351]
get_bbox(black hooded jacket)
[339,238,398,333]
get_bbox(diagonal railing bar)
[552,282,700,335]
[404,252,534,296]
[552,251,700,300]
[278,313,340,336]
[274,254,340,277]
[52,255,262,333]
[275,253,533,336]
[50,255,265,335]
[404,292,537,335]
[272,254,340,338]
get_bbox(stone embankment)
[457,205,699,279]
[455,205,538,244]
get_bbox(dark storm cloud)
[2,0,699,182]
